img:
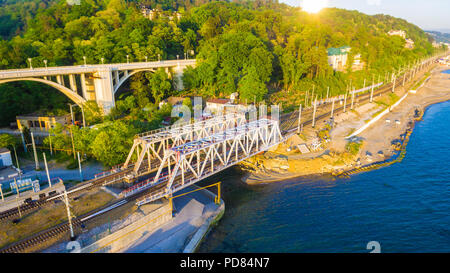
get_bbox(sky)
[280,0,450,32]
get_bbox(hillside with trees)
[0,0,443,166]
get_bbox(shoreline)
[242,66,450,184]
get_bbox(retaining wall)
[80,200,172,253]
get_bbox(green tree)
[83,101,103,126]
[90,120,137,167]
[146,68,173,104]
[238,66,268,102]
[0,134,18,148]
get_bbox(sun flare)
[301,0,328,14]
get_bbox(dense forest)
[0,0,444,166]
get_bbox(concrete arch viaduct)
[0,59,196,113]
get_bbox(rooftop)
[16,112,69,119]
[327,46,351,56]
[206,98,231,105]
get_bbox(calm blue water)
[199,100,450,253]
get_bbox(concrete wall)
[183,186,225,253]
[80,201,172,253]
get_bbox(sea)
[198,99,450,253]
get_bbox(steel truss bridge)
[123,113,247,177]
[133,118,282,206]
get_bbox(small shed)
[0,148,12,168]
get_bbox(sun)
[301,0,328,14]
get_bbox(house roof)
[0,148,10,154]
[16,112,69,119]
[166,97,185,105]
[327,46,351,56]
[207,98,231,105]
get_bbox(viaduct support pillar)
[93,68,115,114]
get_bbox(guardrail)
[0,59,197,79]
[121,172,169,197]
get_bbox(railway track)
[278,71,415,133]
[0,178,169,253]
[0,159,159,222]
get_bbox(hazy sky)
[280,0,450,31]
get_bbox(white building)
[327,46,364,72]
[327,46,351,72]
[205,98,250,115]
[388,30,406,39]
[405,38,415,49]
[206,99,232,114]
[0,148,12,168]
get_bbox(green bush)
[345,141,363,155]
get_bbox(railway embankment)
[242,66,450,183]
[42,185,223,253]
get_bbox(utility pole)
[351,90,355,110]
[16,195,22,218]
[69,103,74,125]
[305,90,309,107]
[43,153,52,188]
[81,105,86,128]
[392,76,396,93]
[49,131,53,156]
[77,152,83,182]
[312,96,318,128]
[343,92,348,113]
[20,129,27,153]
[326,86,329,101]
[13,145,20,170]
[70,126,76,160]
[63,190,75,239]
[370,75,375,103]
[297,104,302,134]
[331,98,335,118]
[14,177,19,197]
[31,132,39,170]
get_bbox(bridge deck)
[0,59,196,79]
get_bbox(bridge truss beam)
[124,113,247,176]
[135,118,283,206]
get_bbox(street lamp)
[68,103,74,125]
[126,55,129,64]
[83,56,86,66]
[27,58,32,69]
[43,59,47,69]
